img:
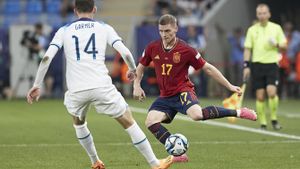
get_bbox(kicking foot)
[238,107,257,121]
[91,160,105,169]
[172,153,189,163]
[152,155,173,169]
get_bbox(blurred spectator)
[142,0,170,25]
[111,52,132,97]
[186,25,206,55]
[20,23,47,63]
[20,23,50,96]
[0,30,12,99]
[186,25,207,96]
[286,22,300,61]
[169,0,185,17]
[178,8,199,26]
[177,0,198,12]
[283,22,300,98]
[61,0,74,18]
[154,0,171,16]
[227,27,245,85]
[278,22,293,98]
[143,62,159,96]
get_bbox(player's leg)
[116,108,173,168]
[146,95,180,146]
[146,110,171,144]
[146,110,187,163]
[72,116,104,169]
[64,90,103,168]
[251,63,268,129]
[146,96,188,163]
[178,91,256,121]
[267,85,281,130]
[186,104,256,121]
[93,86,172,168]
[256,89,267,129]
[266,63,282,130]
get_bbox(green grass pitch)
[0,98,300,169]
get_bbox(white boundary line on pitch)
[278,112,300,118]
[1,140,300,148]
[130,107,300,140]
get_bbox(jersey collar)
[161,37,178,52]
[76,17,95,22]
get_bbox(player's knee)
[256,94,265,101]
[189,112,203,121]
[145,117,155,128]
[256,97,265,102]
[267,91,277,98]
[145,115,163,128]
[73,116,85,125]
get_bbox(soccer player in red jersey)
[133,14,257,162]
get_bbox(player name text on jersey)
[75,23,95,30]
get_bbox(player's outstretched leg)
[199,106,257,121]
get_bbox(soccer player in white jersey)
[26,0,173,169]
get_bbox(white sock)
[74,122,99,164]
[125,122,160,167]
[236,109,241,117]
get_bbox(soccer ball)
[165,133,189,156]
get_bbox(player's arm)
[133,63,146,101]
[202,62,241,94]
[277,26,288,51]
[113,41,136,71]
[27,27,63,104]
[107,24,136,80]
[112,41,137,81]
[243,48,251,81]
[27,45,59,104]
[243,28,252,82]
[134,63,145,88]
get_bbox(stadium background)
[0,0,300,169]
[0,0,299,99]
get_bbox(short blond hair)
[158,14,177,26]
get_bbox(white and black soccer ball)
[165,133,189,156]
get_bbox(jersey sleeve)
[49,27,65,49]
[277,25,287,46]
[105,24,122,47]
[189,48,206,70]
[244,27,253,49]
[139,46,152,66]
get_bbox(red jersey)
[140,38,206,97]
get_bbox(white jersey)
[50,18,121,92]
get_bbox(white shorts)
[64,86,128,119]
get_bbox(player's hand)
[268,37,277,47]
[243,67,251,82]
[126,69,137,81]
[27,87,41,104]
[133,86,146,102]
[229,85,242,96]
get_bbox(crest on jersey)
[173,52,181,63]
[154,55,160,60]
